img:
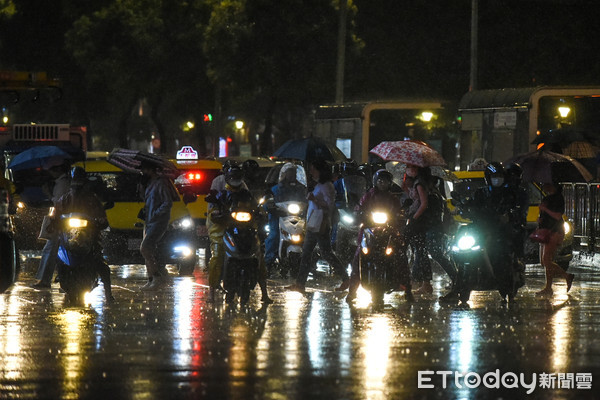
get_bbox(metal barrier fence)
[562,182,600,251]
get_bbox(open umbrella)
[107,148,179,178]
[505,149,593,183]
[385,162,457,186]
[273,137,347,162]
[7,145,72,171]
[370,140,446,168]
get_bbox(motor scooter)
[0,188,18,294]
[55,211,105,305]
[275,200,306,278]
[450,192,525,306]
[359,209,412,306]
[334,174,367,267]
[218,201,262,305]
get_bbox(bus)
[457,86,600,169]
[313,100,457,164]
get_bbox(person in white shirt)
[287,159,349,294]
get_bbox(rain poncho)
[144,176,176,226]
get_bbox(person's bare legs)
[537,232,573,295]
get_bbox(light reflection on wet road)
[1,255,599,399]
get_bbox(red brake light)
[186,171,203,181]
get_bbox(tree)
[203,0,362,155]
[65,0,213,154]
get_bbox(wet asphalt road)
[1,253,600,400]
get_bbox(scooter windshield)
[341,175,368,208]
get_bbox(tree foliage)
[204,0,362,153]
[65,0,212,153]
[0,0,15,18]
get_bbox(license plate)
[127,238,142,250]
[196,225,208,237]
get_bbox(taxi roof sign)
[176,146,198,160]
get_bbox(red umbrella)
[370,140,446,168]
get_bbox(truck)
[1,124,87,250]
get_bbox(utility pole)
[469,0,478,91]
[335,0,347,104]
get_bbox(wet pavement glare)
[1,253,600,400]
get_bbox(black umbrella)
[505,149,593,183]
[273,137,347,162]
[107,148,179,178]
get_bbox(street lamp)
[420,112,434,122]
[235,120,244,130]
[558,106,571,118]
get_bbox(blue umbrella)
[7,145,73,171]
[273,137,347,162]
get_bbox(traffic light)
[203,113,213,122]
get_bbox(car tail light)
[186,171,203,181]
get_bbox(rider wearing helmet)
[53,166,113,302]
[504,162,528,224]
[264,163,307,270]
[484,161,506,189]
[346,169,413,303]
[504,162,529,260]
[241,159,263,199]
[206,165,272,303]
[469,161,525,293]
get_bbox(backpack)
[426,190,456,234]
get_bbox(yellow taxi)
[170,156,223,258]
[447,170,573,268]
[76,157,197,274]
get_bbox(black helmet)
[225,166,244,187]
[372,169,393,189]
[70,166,87,186]
[242,159,259,180]
[222,159,239,173]
[242,159,259,172]
[341,160,359,175]
[484,162,505,188]
[505,162,523,185]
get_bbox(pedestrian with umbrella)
[370,140,447,295]
[402,164,433,294]
[138,160,178,291]
[273,137,347,163]
[286,159,349,294]
[505,149,586,296]
[534,182,575,297]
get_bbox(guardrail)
[562,182,600,252]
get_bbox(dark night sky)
[347,0,600,103]
[2,0,600,111]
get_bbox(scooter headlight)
[232,211,252,222]
[68,218,88,228]
[342,214,354,225]
[563,221,571,235]
[452,234,480,252]
[291,234,301,243]
[371,211,388,224]
[287,203,301,215]
[173,245,193,257]
[171,217,194,230]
